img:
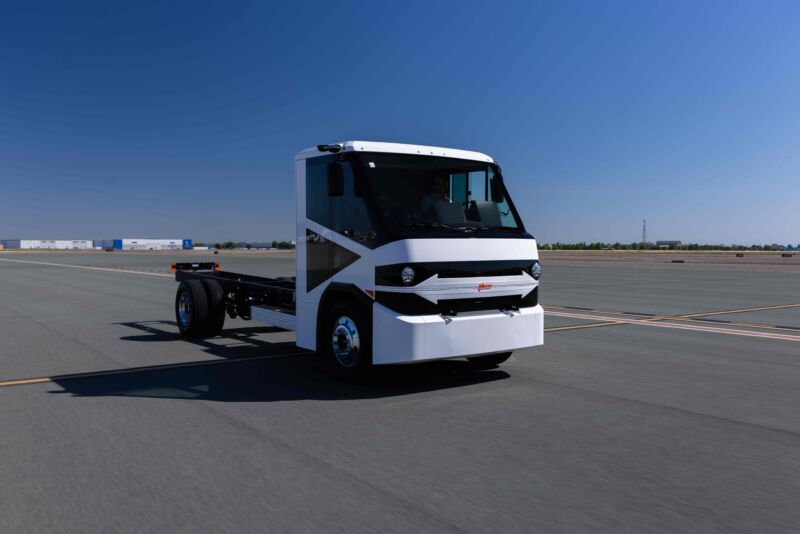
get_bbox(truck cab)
[294,141,543,375]
[173,140,542,379]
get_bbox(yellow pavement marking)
[677,303,800,319]
[545,303,800,320]
[544,305,654,317]
[544,321,623,332]
[0,377,52,387]
[670,316,800,332]
[546,310,800,342]
[543,303,800,334]
[0,351,307,389]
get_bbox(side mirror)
[327,163,344,196]
[490,176,505,203]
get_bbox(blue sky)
[2,1,798,244]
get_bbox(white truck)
[173,141,543,378]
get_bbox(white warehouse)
[1,239,94,250]
[99,238,193,251]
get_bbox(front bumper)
[372,302,544,365]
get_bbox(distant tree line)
[195,240,788,252]
[211,242,239,250]
[202,241,296,250]
[539,242,794,251]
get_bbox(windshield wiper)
[394,222,472,233]
[465,225,521,233]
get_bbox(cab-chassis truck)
[173,141,543,378]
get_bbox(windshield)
[356,153,524,234]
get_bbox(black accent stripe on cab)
[306,229,360,292]
[375,260,536,287]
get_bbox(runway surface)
[1,250,799,533]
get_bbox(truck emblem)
[477,282,492,291]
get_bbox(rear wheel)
[467,351,512,369]
[324,300,372,380]
[175,280,210,337]
[201,279,226,337]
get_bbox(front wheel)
[325,301,372,380]
[467,352,512,369]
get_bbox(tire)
[467,351,512,369]
[201,279,226,337]
[324,299,372,380]
[175,280,210,337]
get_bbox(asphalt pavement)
[1,251,799,533]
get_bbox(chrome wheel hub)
[331,316,360,368]
[178,291,192,327]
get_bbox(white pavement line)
[0,258,172,277]
[546,310,800,342]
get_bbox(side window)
[450,173,467,205]
[306,156,376,248]
[450,170,489,204]
[306,155,333,227]
[333,162,376,248]
[489,167,517,227]
[467,170,488,202]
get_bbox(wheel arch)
[316,282,373,352]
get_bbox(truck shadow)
[116,320,299,359]
[48,321,509,402]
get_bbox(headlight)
[531,261,542,280]
[401,266,416,285]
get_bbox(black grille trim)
[376,287,538,316]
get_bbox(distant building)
[655,240,682,248]
[98,238,193,251]
[1,239,94,250]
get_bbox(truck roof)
[295,141,494,163]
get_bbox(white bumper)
[372,303,544,365]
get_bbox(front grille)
[376,287,537,316]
